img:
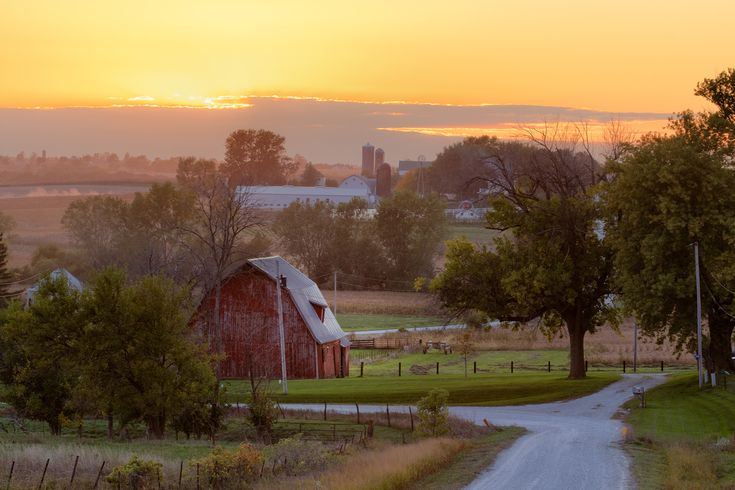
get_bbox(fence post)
[70,455,79,487]
[323,402,327,421]
[398,362,402,377]
[39,458,50,489]
[196,463,200,490]
[178,461,183,489]
[355,402,360,424]
[548,361,551,373]
[585,360,588,372]
[360,362,364,377]
[661,360,664,372]
[511,361,514,373]
[6,460,14,490]
[408,406,414,432]
[93,460,106,489]
[623,360,626,373]
[386,404,391,427]
[436,362,439,374]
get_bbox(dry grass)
[376,319,692,367]
[663,443,719,489]
[324,290,444,316]
[259,437,466,490]
[0,443,190,488]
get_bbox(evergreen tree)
[0,233,14,308]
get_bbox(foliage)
[0,233,15,307]
[0,275,83,434]
[432,133,617,378]
[191,444,263,488]
[247,382,279,443]
[455,331,474,377]
[300,162,323,186]
[607,69,735,370]
[83,270,216,438]
[417,388,450,436]
[61,195,128,270]
[0,211,15,236]
[266,434,329,475]
[221,129,296,185]
[427,136,500,199]
[106,455,162,490]
[374,191,447,282]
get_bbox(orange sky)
[1,0,732,113]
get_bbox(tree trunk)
[107,409,114,439]
[566,321,587,379]
[147,415,166,439]
[707,310,735,372]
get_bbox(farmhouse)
[193,256,350,380]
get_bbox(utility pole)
[333,271,337,316]
[276,260,288,394]
[694,242,703,389]
[633,321,638,373]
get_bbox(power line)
[0,268,53,287]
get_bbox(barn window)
[311,302,325,321]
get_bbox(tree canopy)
[606,68,735,372]
[432,131,615,378]
[221,129,296,185]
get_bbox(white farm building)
[241,176,377,210]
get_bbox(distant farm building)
[192,256,350,380]
[241,174,379,210]
[398,159,433,176]
[25,268,83,307]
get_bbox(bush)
[417,389,449,437]
[247,383,279,442]
[267,434,329,475]
[192,443,263,488]
[106,455,162,489]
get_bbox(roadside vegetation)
[625,374,735,489]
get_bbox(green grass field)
[336,313,445,331]
[625,373,735,489]
[625,373,735,442]
[352,349,570,376]
[447,224,497,246]
[224,371,620,406]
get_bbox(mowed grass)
[625,373,735,442]
[336,313,445,331]
[354,349,570,376]
[224,372,620,406]
[447,224,498,246]
[625,373,735,489]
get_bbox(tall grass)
[663,443,719,489]
[259,438,466,490]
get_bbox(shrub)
[247,383,279,442]
[417,389,449,437]
[192,443,263,488]
[267,434,329,475]
[106,455,162,490]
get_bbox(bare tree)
[176,158,263,374]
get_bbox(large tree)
[432,130,616,378]
[607,68,735,372]
[0,233,15,307]
[61,195,128,269]
[221,129,296,185]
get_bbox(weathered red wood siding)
[194,266,348,379]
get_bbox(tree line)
[431,68,735,378]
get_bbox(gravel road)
[284,373,667,490]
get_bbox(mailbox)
[632,385,646,408]
[632,386,644,395]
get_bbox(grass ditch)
[624,373,735,489]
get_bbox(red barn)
[193,256,350,379]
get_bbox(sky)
[1,0,733,164]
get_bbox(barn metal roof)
[25,268,83,303]
[248,256,349,346]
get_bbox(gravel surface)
[284,373,667,490]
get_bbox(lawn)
[352,349,570,376]
[447,224,497,246]
[336,313,445,331]
[224,371,620,406]
[625,373,735,442]
[624,373,735,489]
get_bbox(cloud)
[0,98,672,166]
